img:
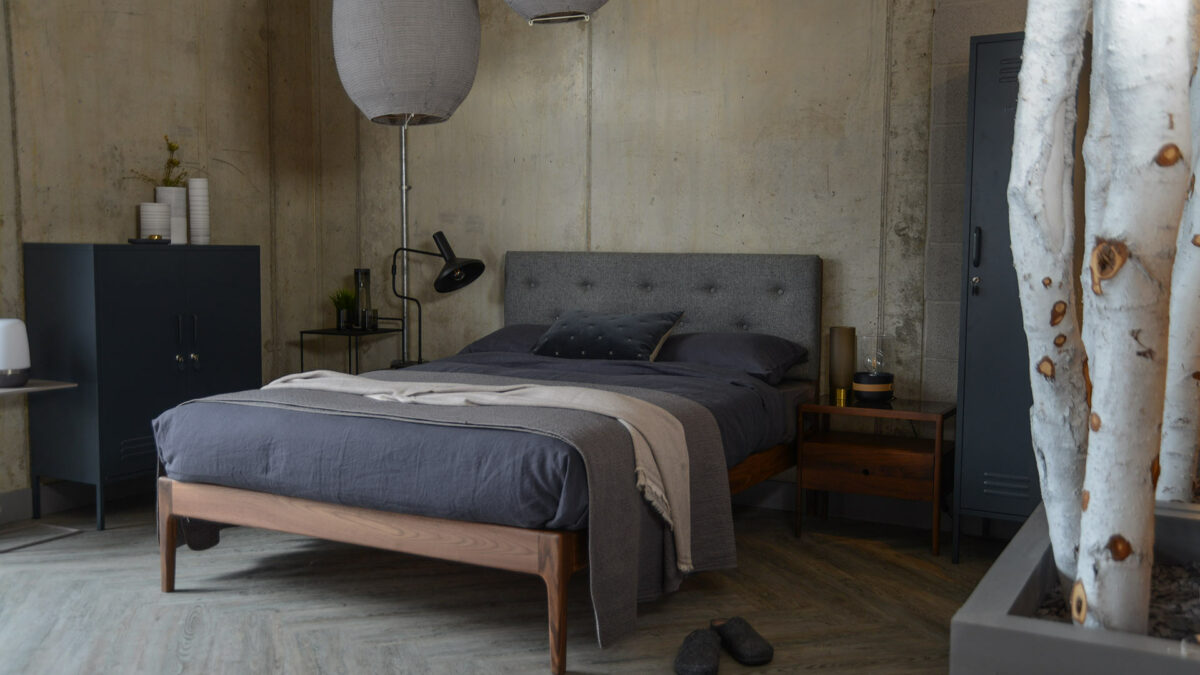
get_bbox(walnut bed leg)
[157,478,177,593]
[539,532,572,675]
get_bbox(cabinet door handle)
[970,227,982,267]
[192,314,199,348]
[189,352,200,371]
[175,315,183,346]
[175,354,185,371]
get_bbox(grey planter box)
[951,502,1200,674]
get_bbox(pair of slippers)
[674,617,773,674]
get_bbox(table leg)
[299,333,305,372]
[795,413,804,537]
[932,417,944,556]
[346,337,353,373]
[95,482,105,531]
[31,475,40,519]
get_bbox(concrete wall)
[0,0,1009,521]
[407,0,935,404]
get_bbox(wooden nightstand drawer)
[802,432,935,501]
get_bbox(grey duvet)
[153,352,802,645]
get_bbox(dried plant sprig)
[129,135,190,187]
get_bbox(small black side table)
[299,327,402,374]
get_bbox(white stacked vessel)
[138,202,170,240]
[187,178,209,245]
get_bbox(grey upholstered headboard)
[504,252,823,382]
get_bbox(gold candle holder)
[833,387,849,406]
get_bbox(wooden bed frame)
[157,440,796,674]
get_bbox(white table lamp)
[0,318,31,387]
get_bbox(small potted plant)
[329,289,355,330]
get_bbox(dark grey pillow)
[458,324,549,354]
[656,332,809,385]
[532,310,683,361]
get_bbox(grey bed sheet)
[155,352,811,531]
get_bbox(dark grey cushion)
[657,332,808,385]
[458,324,548,354]
[532,310,683,361]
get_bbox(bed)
[154,251,822,674]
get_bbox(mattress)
[154,352,809,531]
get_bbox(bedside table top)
[802,396,956,422]
[0,380,78,397]
[300,327,402,337]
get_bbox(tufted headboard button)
[776,287,785,296]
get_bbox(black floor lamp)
[390,230,485,365]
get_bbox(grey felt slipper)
[674,628,721,675]
[711,617,773,665]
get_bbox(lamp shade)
[0,319,31,388]
[332,0,481,125]
[504,0,608,23]
[431,231,485,292]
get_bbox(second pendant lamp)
[504,0,609,24]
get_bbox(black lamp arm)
[388,253,424,365]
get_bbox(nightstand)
[797,397,956,555]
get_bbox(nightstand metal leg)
[31,475,40,519]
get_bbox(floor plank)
[0,498,1002,674]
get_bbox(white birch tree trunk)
[1006,0,1091,584]
[1156,55,1200,503]
[1072,0,1191,633]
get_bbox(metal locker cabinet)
[952,33,1041,562]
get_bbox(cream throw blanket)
[264,370,696,572]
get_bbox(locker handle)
[191,315,201,371]
[970,227,982,267]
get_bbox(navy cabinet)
[23,244,261,529]
[952,33,1041,561]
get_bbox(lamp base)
[852,371,894,402]
[0,368,30,388]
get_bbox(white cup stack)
[187,178,210,245]
[138,202,171,240]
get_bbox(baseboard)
[0,488,32,524]
[0,478,150,526]
[732,478,1022,539]
[733,478,797,511]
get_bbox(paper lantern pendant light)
[332,0,481,125]
[504,0,609,24]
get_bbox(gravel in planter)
[1034,561,1200,640]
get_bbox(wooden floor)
[0,498,1002,674]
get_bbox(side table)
[299,327,403,375]
[797,397,956,555]
[0,380,80,525]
